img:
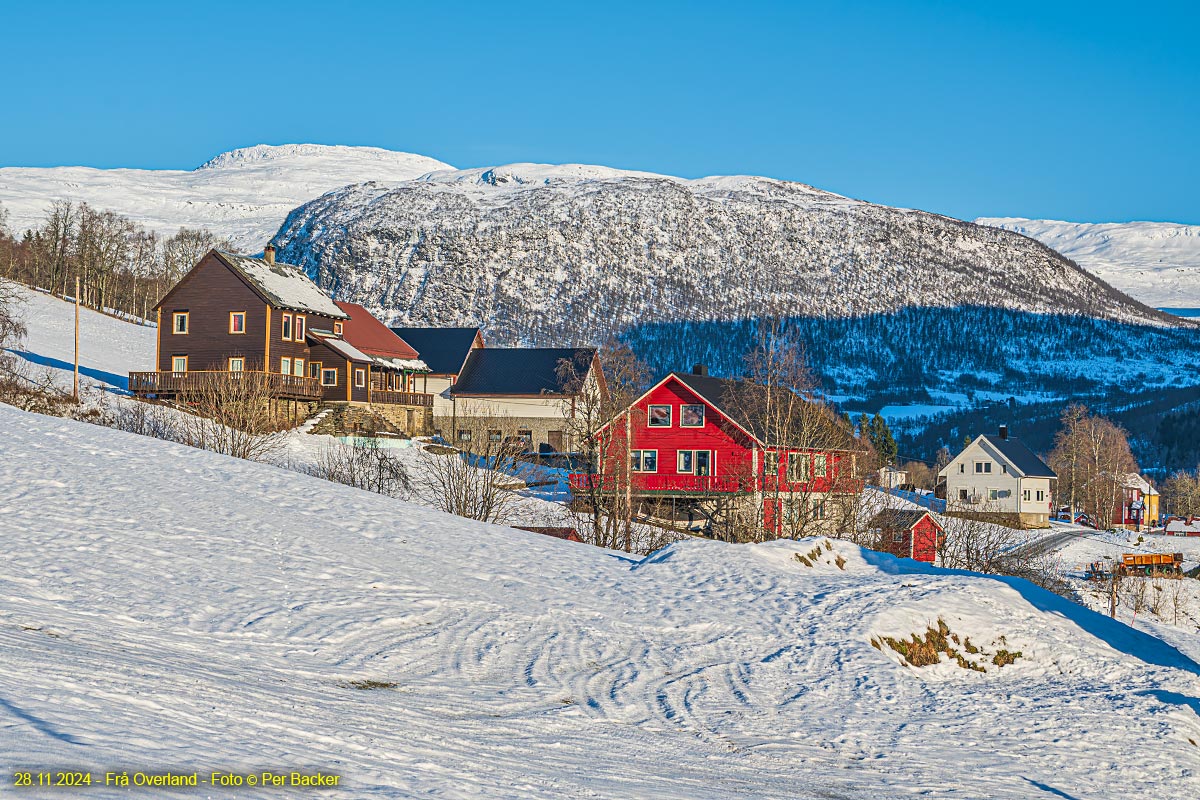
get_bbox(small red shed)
[867,508,943,563]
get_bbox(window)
[170,355,187,373]
[648,405,671,427]
[291,358,303,377]
[334,322,343,336]
[1002,465,1008,474]
[1036,490,1045,502]
[280,357,291,375]
[959,488,968,500]
[321,368,337,386]
[489,430,503,443]
[458,430,472,442]
[892,531,905,543]
[677,450,713,476]
[294,315,306,341]
[1022,489,1031,501]
[354,368,366,388]
[517,430,533,444]
[631,450,658,472]
[975,462,992,474]
[281,313,293,341]
[959,464,965,474]
[680,404,705,427]
[228,357,244,372]
[172,311,189,334]
[228,312,246,334]
[310,361,322,379]
[988,488,999,501]
[787,453,809,482]
[812,499,826,520]
[812,453,828,478]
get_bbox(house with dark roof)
[937,426,1057,528]
[866,508,943,563]
[130,246,433,433]
[569,365,864,538]
[388,326,484,418]
[446,347,603,453]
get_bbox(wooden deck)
[128,371,322,401]
[368,388,434,407]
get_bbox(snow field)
[2,407,1200,798]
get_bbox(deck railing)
[128,371,322,401]
[568,473,865,496]
[369,389,434,407]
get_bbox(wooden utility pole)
[73,276,80,403]
[1109,572,1118,619]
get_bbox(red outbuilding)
[866,508,943,563]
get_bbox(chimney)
[998,425,1009,440]
[264,244,275,265]
[693,364,708,377]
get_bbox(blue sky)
[1,0,1196,223]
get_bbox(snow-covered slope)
[0,144,452,248]
[274,163,1175,349]
[3,406,1199,798]
[2,282,154,391]
[977,218,1200,308]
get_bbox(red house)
[866,508,943,563]
[569,366,863,538]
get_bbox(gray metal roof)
[868,508,938,531]
[450,347,596,396]
[979,434,1057,478]
[388,327,480,375]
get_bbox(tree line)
[0,200,231,322]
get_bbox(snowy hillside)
[977,217,1200,308]
[276,164,1173,337]
[0,144,452,248]
[2,282,154,391]
[3,406,1200,798]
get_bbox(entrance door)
[547,430,564,452]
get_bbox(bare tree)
[726,323,861,541]
[172,369,291,461]
[308,439,412,498]
[413,416,533,524]
[557,340,650,552]
[1161,468,1200,519]
[1048,406,1137,528]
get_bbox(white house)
[938,426,1057,528]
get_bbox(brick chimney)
[999,425,1009,440]
[693,364,708,377]
[264,244,275,265]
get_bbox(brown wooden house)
[130,246,433,433]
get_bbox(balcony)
[368,389,434,407]
[569,473,750,495]
[128,371,322,401]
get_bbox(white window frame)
[787,453,809,483]
[294,315,306,341]
[170,355,188,373]
[1022,489,1031,501]
[293,358,305,377]
[281,313,293,341]
[354,368,366,388]
[172,311,189,334]
[812,453,828,478]
[988,488,999,501]
[648,404,672,427]
[677,450,713,476]
[631,450,659,473]
[958,488,968,500]
[334,321,344,336]
[228,311,247,334]
[1036,490,1045,502]
[280,357,291,375]
[227,357,244,372]
[975,461,992,474]
[680,404,705,428]
[309,361,322,379]
[321,368,338,387]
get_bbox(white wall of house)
[941,438,1052,516]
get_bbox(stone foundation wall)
[432,415,573,451]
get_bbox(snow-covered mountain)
[977,217,1200,309]
[0,144,452,248]
[274,163,1174,341]
[4,404,1199,798]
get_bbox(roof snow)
[214,251,347,319]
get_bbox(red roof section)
[335,302,420,360]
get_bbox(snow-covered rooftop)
[215,250,348,319]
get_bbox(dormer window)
[334,322,344,336]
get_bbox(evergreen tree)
[868,413,898,466]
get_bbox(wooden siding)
[157,254,269,372]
